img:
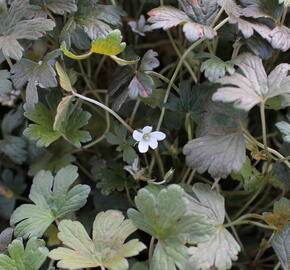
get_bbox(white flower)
[133,126,166,153]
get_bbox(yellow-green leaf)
[55,62,74,92]
[61,30,139,65]
[90,30,126,56]
[53,95,74,131]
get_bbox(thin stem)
[260,102,270,161]
[186,169,196,185]
[148,71,180,93]
[129,100,141,126]
[156,17,229,132]
[273,262,281,270]
[148,17,229,173]
[243,128,290,169]
[155,150,165,177]
[233,184,265,220]
[5,56,13,69]
[82,95,110,149]
[166,30,198,83]
[73,92,134,133]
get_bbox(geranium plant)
[0,0,289,269]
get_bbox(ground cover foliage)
[0,0,289,269]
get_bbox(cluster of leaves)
[0,0,289,270]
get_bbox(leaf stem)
[147,71,180,93]
[260,102,270,162]
[73,92,134,133]
[243,128,290,169]
[232,183,265,220]
[273,262,281,270]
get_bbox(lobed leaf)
[185,183,241,270]
[213,53,290,111]
[10,165,90,238]
[49,210,146,270]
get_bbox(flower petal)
[151,131,166,141]
[133,130,143,141]
[149,138,158,149]
[142,126,152,134]
[138,140,149,153]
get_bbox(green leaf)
[128,185,213,270]
[10,165,90,238]
[24,95,91,148]
[151,240,191,270]
[231,157,260,191]
[184,183,241,270]
[166,82,215,123]
[262,198,290,231]
[272,224,290,270]
[24,103,62,148]
[0,0,55,60]
[197,53,235,82]
[28,141,75,176]
[213,53,290,111]
[49,210,146,270]
[61,30,139,65]
[183,101,248,179]
[11,50,60,104]
[106,124,137,164]
[55,62,74,92]
[0,237,48,270]
[94,160,130,195]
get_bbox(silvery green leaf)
[0,0,55,60]
[0,70,12,99]
[213,53,290,111]
[183,101,248,179]
[148,6,216,42]
[272,224,290,270]
[185,183,241,270]
[276,116,290,143]
[10,165,91,238]
[178,0,220,26]
[0,228,13,254]
[128,15,152,36]
[198,54,235,82]
[11,50,60,104]
[269,26,290,52]
[32,0,77,15]
[151,241,191,270]
[0,107,27,164]
[1,106,23,136]
[128,185,213,270]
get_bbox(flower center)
[142,133,150,141]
